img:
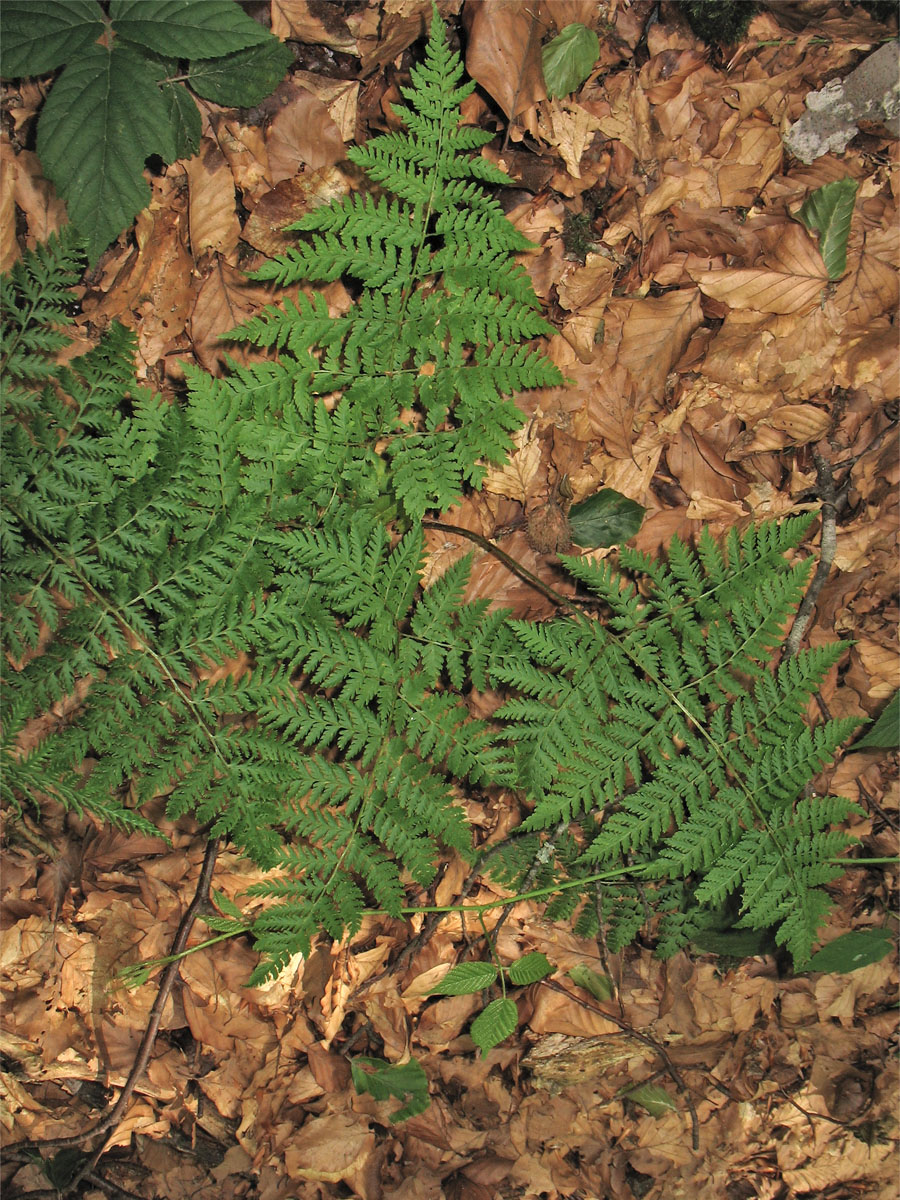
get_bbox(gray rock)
[785,40,899,164]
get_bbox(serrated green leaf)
[110,0,271,59]
[470,997,518,1056]
[797,177,859,280]
[568,963,615,1001]
[161,82,202,159]
[0,0,103,78]
[188,40,293,107]
[568,488,645,548]
[351,1055,430,1123]
[626,1083,678,1117]
[507,951,554,985]
[36,43,176,263]
[430,961,499,995]
[808,929,894,974]
[855,690,899,750]
[212,889,244,920]
[542,23,599,99]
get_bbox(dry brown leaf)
[464,0,547,120]
[182,139,240,258]
[690,232,828,314]
[482,424,542,503]
[271,0,359,50]
[10,147,68,249]
[266,85,346,180]
[242,166,350,259]
[615,289,704,399]
[188,259,271,373]
[207,114,270,203]
[0,138,18,272]
[534,98,603,178]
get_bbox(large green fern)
[1,12,864,988]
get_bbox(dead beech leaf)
[482,424,542,503]
[0,139,18,271]
[10,147,68,249]
[243,167,350,259]
[464,0,547,119]
[189,259,271,373]
[271,0,359,51]
[266,85,346,181]
[834,328,900,400]
[615,289,704,399]
[765,403,832,443]
[284,1112,376,1189]
[183,139,240,258]
[534,98,603,178]
[207,114,270,203]
[690,221,829,314]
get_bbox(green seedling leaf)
[797,178,859,280]
[855,689,899,750]
[470,997,518,1056]
[0,0,102,78]
[351,1055,430,1123]
[189,40,294,108]
[45,1148,93,1190]
[568,488,645,548]
[507,951,554,985]
[36,43,177,263]
[690,927,776,958]
[568,963,615,1001]
[212,889,244,920]
[808,929,894,974]
[626,1083,678,1117]
[161,82,202,159]
[430,961,499,995]
[110,0,272,59]
[542,23,599,98]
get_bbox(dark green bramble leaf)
[351,1056,430,1123]
[470,997,518,1057]
[507,952,554,985]
[626,1084,678,1117]
[109,0,272,59]
[568,488,645,548]
[0,0,102,77]
[807,929,894,974]
[44,1148,93,1190]
[188,40,294,107]
[797,178,859,281]
[568,964,615,1001]
[542,23,599,98]
[854,689,898,750]
[161,81,203,159]
[690,927,776,958]
[431,962,499,995]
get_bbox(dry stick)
[541,978,701,1151]
[784,453,837,658]
[20,838,221,1183]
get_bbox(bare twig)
[784,454,837,658]
[541,977,701,1151]
[15,838,220,1194]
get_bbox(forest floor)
[2,2,898,1198]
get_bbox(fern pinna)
[229,8,562,520]
[1,13,863,986]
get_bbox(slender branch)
[784,454,837,657]
[17,839,220,1191]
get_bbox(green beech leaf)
[568,488,645,548]
[470,997,518,1056]
[854,690,899,750]
[797,178,859,280]
[430,961,499,995]
[542,24,599,98]
[188,41,293,107]
[109,0,271,59]
[161,83,202,159]
[507,952,554,985]
[626,1083,678,1117]
[808,929,894,974]
[568,963,615,1001]
[351,1055,430,1123]
[212,889,244,920]
[36,43,176,263]
[0,0,103,78]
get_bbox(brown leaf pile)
[2,2,897,1198]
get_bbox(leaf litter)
[2,1,898,1197]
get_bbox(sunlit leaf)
[471,997,518,1056]
[430,961,498,995]
[568,963,615,1001]
[507,951,554,985]
[542,23,599,98]
[626,1083,678,1116]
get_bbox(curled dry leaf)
[183,139,240,258]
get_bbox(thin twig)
[784,455,837,658]
[541,978,701,1151]
[17,838,220,1190]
